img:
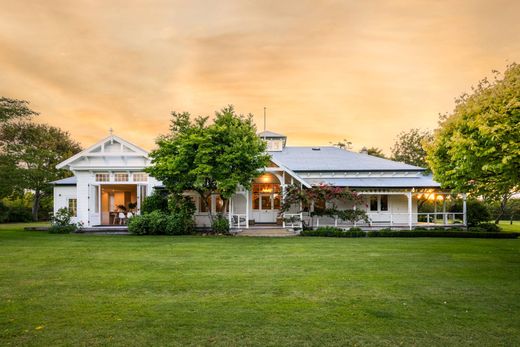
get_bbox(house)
[52,131,467,230]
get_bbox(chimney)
[360,146,368,155]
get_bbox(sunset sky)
[1,0,519,153]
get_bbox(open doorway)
[100,184,138,225]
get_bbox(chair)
[118,212,126,225]
[127,212,133,219]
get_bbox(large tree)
[0,97,38,122]
[391,128,432,168]
[0,121,81,220]
[366,147,386,158]
[426,63,520,223]
[146,105,270,224]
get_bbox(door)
[88,184,101,226]
[252,192,279,223]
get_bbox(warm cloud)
[0,0,519,152]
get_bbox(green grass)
[1,224,520,346]
[497,220,520,233]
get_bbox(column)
[246,191,250,229]
[462,193,467,227]
[407,191,412,230]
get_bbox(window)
[95,173,110,182]
[370,195,389,212]
[133,172,148,182]
[68,198,77,217]
[380,195,388,211]
[114,173,129,182]
[370,196,378,211]
[199,195,212,213]
[215,195,228,213]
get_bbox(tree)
[146,105,270,225]
[331,138,352,150]
[366,147,386,158]
[426,63,520,223]
[391,128,432,168]
[0,97,38,122]
[0,121,81,220]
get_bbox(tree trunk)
[32,190,41,221]
[199,191,214,228]
[494,194,509,225]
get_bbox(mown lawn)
[498,220,520,233]
[1,224,520,346]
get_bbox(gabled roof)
[258,130,286,138]
[50,176,77,185]
[270,146,424,172]
[56,135,149,170]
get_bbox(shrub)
[49,208,81,233]
[212,214,230,234]
[128,210,195,236]
[141,192,169,214]
[450,199,490,227]
[301,227,365,237]
[469,223,501,233]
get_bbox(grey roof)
[271,146,424,172]
[258,130,286,138]
[51,176,77,185]
[305,176,440,188]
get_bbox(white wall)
[53,185,78,224]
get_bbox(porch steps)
[237,228,298,237]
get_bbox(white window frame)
[95,173,110,182]
[133,172,148,182]
[369,195,389,212]
[114,172,129,182]
[68,198,77,217]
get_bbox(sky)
[0,0,519,153]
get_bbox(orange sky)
[1,0,519,153]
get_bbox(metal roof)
[305,176,440,188]
[51,176,77,185]
[258,130,286,138]
[270,146,424,172]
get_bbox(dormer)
[258,130,287,152]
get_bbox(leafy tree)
[366,147,386,158]
[0,97,38,122]
[146,105,270,225]
[0,121,81,220]
[391,128,432,168]
[426,63,520,223]
[331,138,352,150]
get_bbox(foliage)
[469,223,502,233]
[0,200,32,223]
[211,214,230,234]
[128,210,195,236]
[425,63,520,223]
[141,191,169,214]
[366,147,386,158]
[49,207,80,234]
[0,97,38,122]
[486,198,520,221]
[391,128,433,168]
[300,226,366,237]
[449,198,490,227]
[330,138,352,150]
[147,105,269,225]
[281,184,369,225]
[0,120,81,220]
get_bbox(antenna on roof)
[263,107,267,132]
[109,127,114,136]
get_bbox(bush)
[211,214,230,234]
[450,199,490,227]
[301,226,365,237]
[141,192,169,214]
[469,223,501,233]
[128,210,195,236]
[49,208,80,233]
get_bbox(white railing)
[228,213,247,229]
[311,212,465,228]
[283,213,303,229]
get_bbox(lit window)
[199,195,212,213]
[114,173,129,182]
[215,195,228,213]
[95,173,110,182]
[68,199,77,217]
[133,173,148,182]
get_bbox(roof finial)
[109,127,114,136]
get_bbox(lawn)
[498,220,520,233]
[1,224,520,346]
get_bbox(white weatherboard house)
[52,131,467,230]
